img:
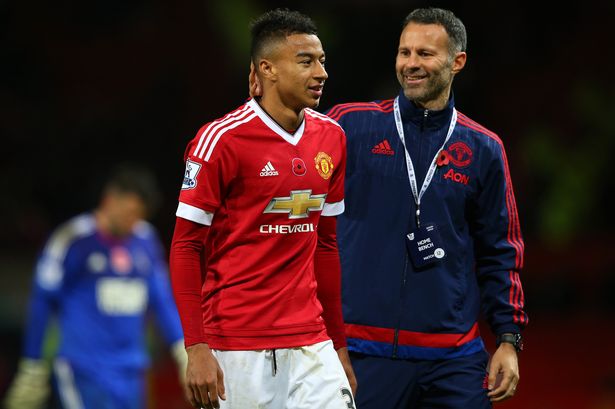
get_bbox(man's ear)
[451,51,467,75]
[248,61,262,98]
[258,58,277,81]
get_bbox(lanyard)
[393,97,457,228]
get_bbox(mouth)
[308,84,324,97]
[402,74,427,85]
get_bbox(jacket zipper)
[394,110,428,359]
[393,255,409,358]
[417,109,429,188]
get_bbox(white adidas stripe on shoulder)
[305,108,343,129]
[193,104,252,158]
[193,104,251,157]
[37,214,96,291]
[45,214,96,261]
[203,112,258,161]
[196,105,254,159]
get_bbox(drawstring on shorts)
[271,349,277,376]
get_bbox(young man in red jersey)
[170,9,356,409]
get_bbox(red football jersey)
[176,99,346,350]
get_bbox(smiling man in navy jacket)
[327,7,528,409]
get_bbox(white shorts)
[212,340,355,409]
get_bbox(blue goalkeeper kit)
[23,213,183,408]
[327,91,528,407]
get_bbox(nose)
[403,52,421,70]
[314,60,328,81]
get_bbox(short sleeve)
[176,125,237,225]
[322,128,347,217]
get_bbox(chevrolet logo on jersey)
[264,190,327,219]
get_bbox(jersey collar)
[397,89,456,131]
[248,99,306,146]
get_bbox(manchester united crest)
[314,152,334,180]
[447,141,473,168]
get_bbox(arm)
[145,229,188,383]
[4,286,54,409]
[315,215,357,395]
[315,216,346,349]
[22,283,55,360]
[173,121,237,408]
[5,243,69,409]
[169,216,225,408]
[471,141,527,402]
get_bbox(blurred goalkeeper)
[4,164,187,409]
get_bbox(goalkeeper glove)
[4,358,50,409]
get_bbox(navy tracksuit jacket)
[327,91,528,361]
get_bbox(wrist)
[496,333,523,352]
[186,342,212,356]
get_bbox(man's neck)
[413,94,449,111]
[257,95,304,133]
[94,208,111,234]
[409,85,452,111]
[94,208,124,238]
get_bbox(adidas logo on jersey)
[371,139,395,155]
[260,161,279,177]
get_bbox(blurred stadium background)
[1,0,614,408]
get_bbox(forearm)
[474,146,527,334]
[477,263,527,335]
[6,290,53,409]
[22,288,54,359]
[169,217,209,347]
[315,216,346,349]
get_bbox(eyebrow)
[296,52,325,59]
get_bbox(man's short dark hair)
[104,163,162,216]
[402,8,467,55]
[250,8,318,62]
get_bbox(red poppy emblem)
[292,158,307,176]
[436,150,450,167]
[111,247,132,274]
